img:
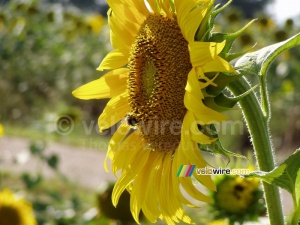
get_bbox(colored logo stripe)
[186,165,195,177]
[176,165,195,177]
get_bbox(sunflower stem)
[228,77,284,225]
[259,75,270,119]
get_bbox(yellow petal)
[112,170,136,206]
[172,149,198,208]
[107,0,145,25]
[184,92,228,123]
[142,152,163,222]
[98,92,129,132]
[104,123,130,172]
[185,69,205,99]
[108,11,135,50]
[107,0,147,50]
[179,135,208,165]
[72,68,129,100]
[165,156,194,224]
[179,127,217,191]
[130,169,149,223]
[202,56,237,74]
[142,202,159,223]
[215,40,226,54]
[185,111,216,144]
[97,49,129,71]
[175,0,208,42]
[158,152,178,219]
[179,177,212,202]
[130,153,159,223]
[194,172,216,192]
[189,42,217,67]
[127,0,150,16]
[112,145,150,206]
[113,131,144,174]
[147,0,160,13]
[157,0,173,18]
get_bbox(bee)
[124,113,138,127]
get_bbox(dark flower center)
[128,14,192,152]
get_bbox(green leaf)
[247,149,300,225]
[236,32,300,76]
[246,150,300,194]
[291,169,300,225]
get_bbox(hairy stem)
[228,77,284,225]
[259,75,270,119]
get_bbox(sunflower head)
[210,175,265,224]
[73,0,253,224]
[0,189,37,225]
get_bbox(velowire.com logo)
[176,165,250,177]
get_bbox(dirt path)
[0,136,293,214]
[0,136,115,189]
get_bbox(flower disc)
[128,15,192,152]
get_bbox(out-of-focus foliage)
[0,0,109,13]
[0,141,115,225]
[0,0,109,125]
[218,0,272,18]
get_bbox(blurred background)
[0,0,299,224]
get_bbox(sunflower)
[215,176,261,214]
[0,189,37,225]
[0,123,4,137]
[208,157,265,224]
[73,0,237,224]
[211,176,265,224]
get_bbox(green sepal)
[203,83,257,112]
[198,124,247,161]
[203,96,233,112]
[209,19,256,54]
[206,72,242,96]
[199,136,247,161]
[219,83,258,106]
[211,0,232,20]
[196,0,215,41]
[222,44,257,62]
